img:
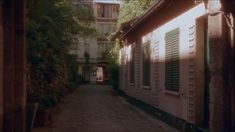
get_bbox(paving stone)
[32,85,178,132]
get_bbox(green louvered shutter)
[130,46,135,83]
[165,28,180,92]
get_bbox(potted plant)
[34,94,58,126]
[26,102,39,132]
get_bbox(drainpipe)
[227,12,235,132]
[207,0,233,131]
[231,12,235,132]
[228,11,235,132]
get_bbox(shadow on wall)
[119,42,211,126]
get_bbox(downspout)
[228,12,235,132]
[206,0,234,131]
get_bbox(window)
[84,43,90,54]
[130,45,135,83]
[165,28,180,92]
[112,5,119,18]
[142,41,151,86]
[97,4,119,18]
[97,23,116,36]
[98,42,114,58]
[98,4,109,18]
[98,43,101,57]
[98,43,104,57]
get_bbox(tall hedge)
[26,0,95,103]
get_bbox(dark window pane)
[130,46,135,83]
[142,41,150,86]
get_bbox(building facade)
[72,0,120,83]
[117,0,234,132]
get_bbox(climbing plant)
[108,0,153,91]
[107,39,120,91]
[117,0,154,27]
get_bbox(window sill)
[164,90,180,96]
[129,83,135,86]
[142,85,151,90]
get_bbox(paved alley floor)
[33,85,179,132]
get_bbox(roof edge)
[120,0,170,39]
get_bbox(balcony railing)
[97,57,108,63]
[77,58,97,63]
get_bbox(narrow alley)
[1,0,234,131]
[33,85,178,132]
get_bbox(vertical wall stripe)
[153,41,160,107]
[188,24,196,123]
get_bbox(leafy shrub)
[38,94,58,110]
[107,39,120,90]
[26,0,95,107]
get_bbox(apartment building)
[72,0,120,83]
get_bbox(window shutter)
[165,28,180,91]
[142,41,151,86]
[130,45,135,83]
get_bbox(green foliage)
[118,0,154,27]
[107,39,120,90]
[26,0,95,107]
[66,54,81,89]
[38,94,58,110]
[111,0,154,89]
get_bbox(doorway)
[97,66,104,83]
[83,67,90,82]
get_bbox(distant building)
[71,0,120,83]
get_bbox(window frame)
[97,4,119,19]
[130,45,135,84]
[142,41,151,87]
[84,42,90,54]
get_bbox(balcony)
[73,0,93,4]
[96,13,118,21]
[77,57,97,64]
[97,57,108,63]
[96,23,117,38]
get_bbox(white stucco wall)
[120,3,207,124]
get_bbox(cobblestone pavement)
[33,85,179,132]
